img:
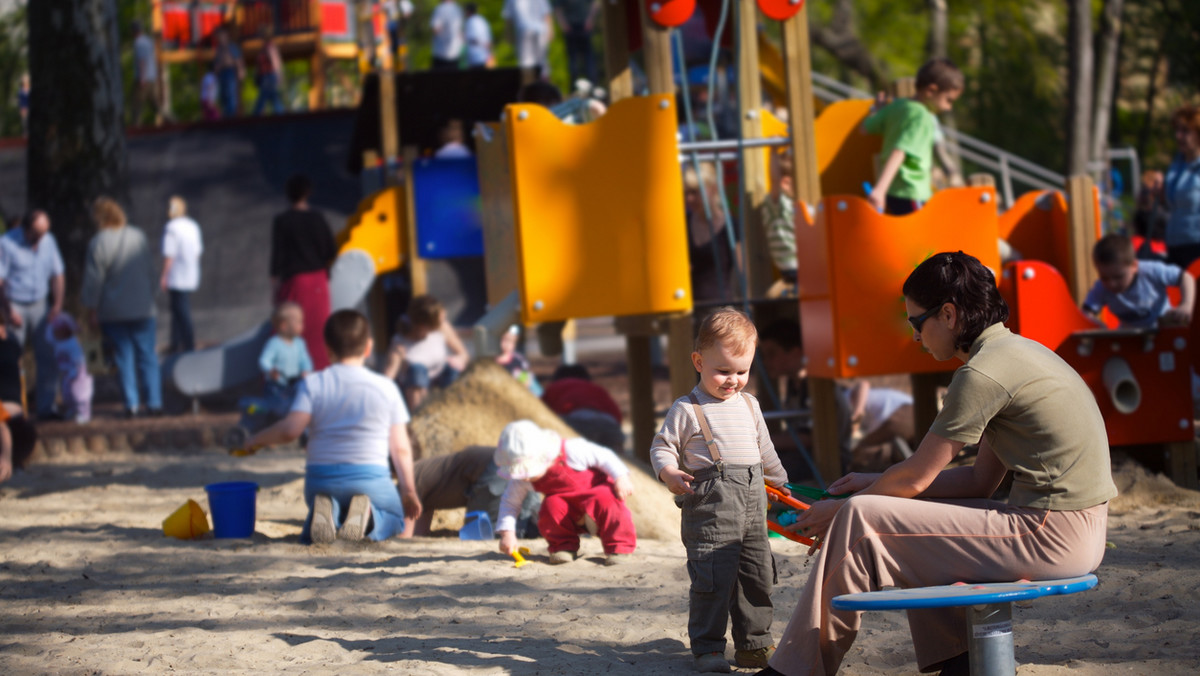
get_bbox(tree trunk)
[926,0,948,60]
[1067,0,1095,176]
[27,0,127,307]
[810,0,886,89]
[1091,0,1125,177]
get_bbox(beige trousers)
[770,495,1109,675]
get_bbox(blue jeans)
[402,363,459,391]
[101,318,162,411]
[10,299,58,417]
[252,72,284,116]
[168,290,195,352]
[302,464,406,544]
[217,68,239,117]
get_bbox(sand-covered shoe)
[310,494,336,544]
[604,553,631,566]
[548,550,579,565]
[338,494,372,541]
[694,652,731,673]
[735,646,775,668]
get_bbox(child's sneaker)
[603,553,631,566]
[338,494,372,541]
[310,494,336,544]
[734,646,775,668]
[694,652,731,673]
[547,550,579,565]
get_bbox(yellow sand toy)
[511,547,532,568]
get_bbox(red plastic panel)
[646,0,695,27]
[757,0,804,22]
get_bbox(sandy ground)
[2,447,1199,675]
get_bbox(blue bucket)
[459,510,494,540]
[205,481,258,538]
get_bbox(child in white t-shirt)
[383,294,470,411]
[246,309,422,544]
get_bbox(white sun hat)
[494,420,562,480]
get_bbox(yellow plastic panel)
[815,99,881,198]
[760,108,789,190]
[338,185,406,275]
[506,97,691,323]
[799,188,1001,379]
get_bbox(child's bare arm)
[1164,272,1197,326]
[382,338,405,380]
[440,312,470,371]
[869,148,906,213]
[390,424,422,522]
[246,411,310,449]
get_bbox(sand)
[2,448,1199,675]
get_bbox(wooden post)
[669,313,696,397]
[781,5,838,482]
[1167,441,1199,490]
[1065,174,1098,304]
[968,173,995,188]
[309,49,326,111]
[378,69,399,164]
[910,371,951,442]
[892,77,916,99]
[402,147,428,296]
[602,0,633,102]
[737,0,772,299]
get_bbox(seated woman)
[762,251,1117,676]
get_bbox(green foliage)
[0,4,26,138]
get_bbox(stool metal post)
[966,602,1015,676]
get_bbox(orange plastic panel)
[760,108,788,190]
[337,186,406,275]
[797,188,1001,378]
[506,97,691,323]
[815,100,881,199]
[1002,259,1193,444]
[1057,329,1193,445]
[998,261,1097,351]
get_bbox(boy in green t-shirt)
[863,58,964,215]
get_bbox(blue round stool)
[832,574,1098,676]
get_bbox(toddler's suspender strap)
[688,393,722,468]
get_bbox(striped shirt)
[649,386,788,487]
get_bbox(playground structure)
[157,0,1196,487]
[152,0,387,111]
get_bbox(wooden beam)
[781,5,837,483]
[308,48,326,111]
[892,77,916,99]
[738,0,772,299]
[379,70,399,162]
[1167,440,1199,490]
[402,146,428,296]
[1065,174,1099,304]
[602,0,633,102]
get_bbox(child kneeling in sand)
[246,309,422,544]
[494,420,636,565]
[650,307,790,673]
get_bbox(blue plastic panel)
[831,574,1098,611]
[412,156,484,259]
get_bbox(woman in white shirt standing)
[160,196,203,353]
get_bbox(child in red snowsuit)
[494,420,637,565]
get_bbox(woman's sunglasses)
[908,302,947,333]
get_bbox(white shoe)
[338,494,372,541]
[310,494,336,544]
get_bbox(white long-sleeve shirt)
[495,436,629,533]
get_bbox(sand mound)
[409,360,681,541]
[1110,460,1200,514]
[410,360,576,459]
